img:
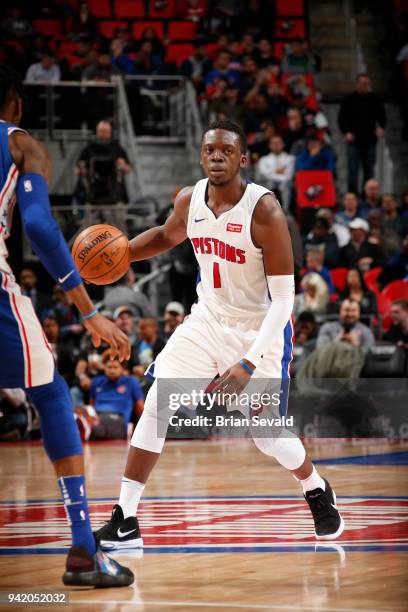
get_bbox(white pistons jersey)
[186,178,272,320]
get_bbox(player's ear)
[240,154,248,168]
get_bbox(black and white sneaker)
[305,478,345,540]
[94,504,143,551]
[63,545,134,587]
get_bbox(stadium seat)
[114,0,145,19]
[58,41,78,57]
[132,21,164,39]
[32,19,62,38]
[168,21,197,40]
[330,268,348,292]
[295,170,336,211]
[362,344,406,378]
[381,280,408,303]
[149,0,176,18]
[165,43,194,65]
[275,19,306,39]
[204,42,219,60]
[364,267,382,295]
[88,0,111,18]
[276,0,305,16]
[274,42,288,60]
[99,20,128,38]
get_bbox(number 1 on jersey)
[213,262,221,288]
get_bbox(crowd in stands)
[0,0,408,442]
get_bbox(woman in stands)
[336,267,377,315]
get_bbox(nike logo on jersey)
[194,218,206,223]
[58,270,75,284]
[117,527,138,538]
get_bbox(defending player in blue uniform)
[0,64,133,587]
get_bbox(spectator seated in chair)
[295,133,335,173]
[163,301,185,341]
[316,207,350,249]
[293,272,330,320]
[303,217,340,269]
[76,351,144,441]
[335,192,364,228]
[19,266,51,319]
[335,267,378,316]
[317,298,375,353]
[383,299,408,349]
[304,245,334,293]
[340,217,384,271]
[359,178,382,217]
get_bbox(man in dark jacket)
[338,74,386,193]
[340,218,384,270]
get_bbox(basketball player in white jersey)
[96,120,344,548]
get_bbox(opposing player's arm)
[10,132,130,360]
[129,186,192,262]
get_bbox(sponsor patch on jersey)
[226,223,242,233]
[23,180,32,192]
[117,385,126,394]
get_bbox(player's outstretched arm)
[129,186,192,261]
[213,194,294,394]
[10,131,130,361]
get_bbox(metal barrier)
[22,81,119,140]
[122,75,187,137]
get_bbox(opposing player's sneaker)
[63,545,134,587]
[305,478,345,540]
[94,504,143,551]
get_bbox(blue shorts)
[0,272,55,389]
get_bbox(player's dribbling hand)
[83,313,131,362]
[211,362,252,397]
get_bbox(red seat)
[275,19,306,39]
[132,21,164,39]
[58,41,78,56]
[204,42,219,60]
[88,0,111,18]
[381,280,408,303]
[165,43,194,65]
[276,0,304,16]
[168,21,197,40]
[330,268,348,292]
[114,0,145,19]
[364,267,382,296]
[149,0,176,18]
[99,20,128,38]
[274,42,288,60]
[32,19,62,38]
[295,170,336,207]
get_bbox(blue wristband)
[239,359,254,375]
[82,308,98,320]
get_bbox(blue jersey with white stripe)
[0,119,23,273]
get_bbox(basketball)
[71,224,130,285]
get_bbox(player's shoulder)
[9,129,50,170]
[252,190,283,225]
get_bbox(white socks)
[299,467,326,493]
[119,477,145,518]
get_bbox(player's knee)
[27,372,82,462]
[252,435,306,471]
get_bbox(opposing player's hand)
[211,362,252,397]
[83,313,130,362]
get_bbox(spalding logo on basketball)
[71,224,130,285]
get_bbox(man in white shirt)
[254,134,295,209]
[25,53,61,83]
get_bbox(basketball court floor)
[0,438,407,611]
